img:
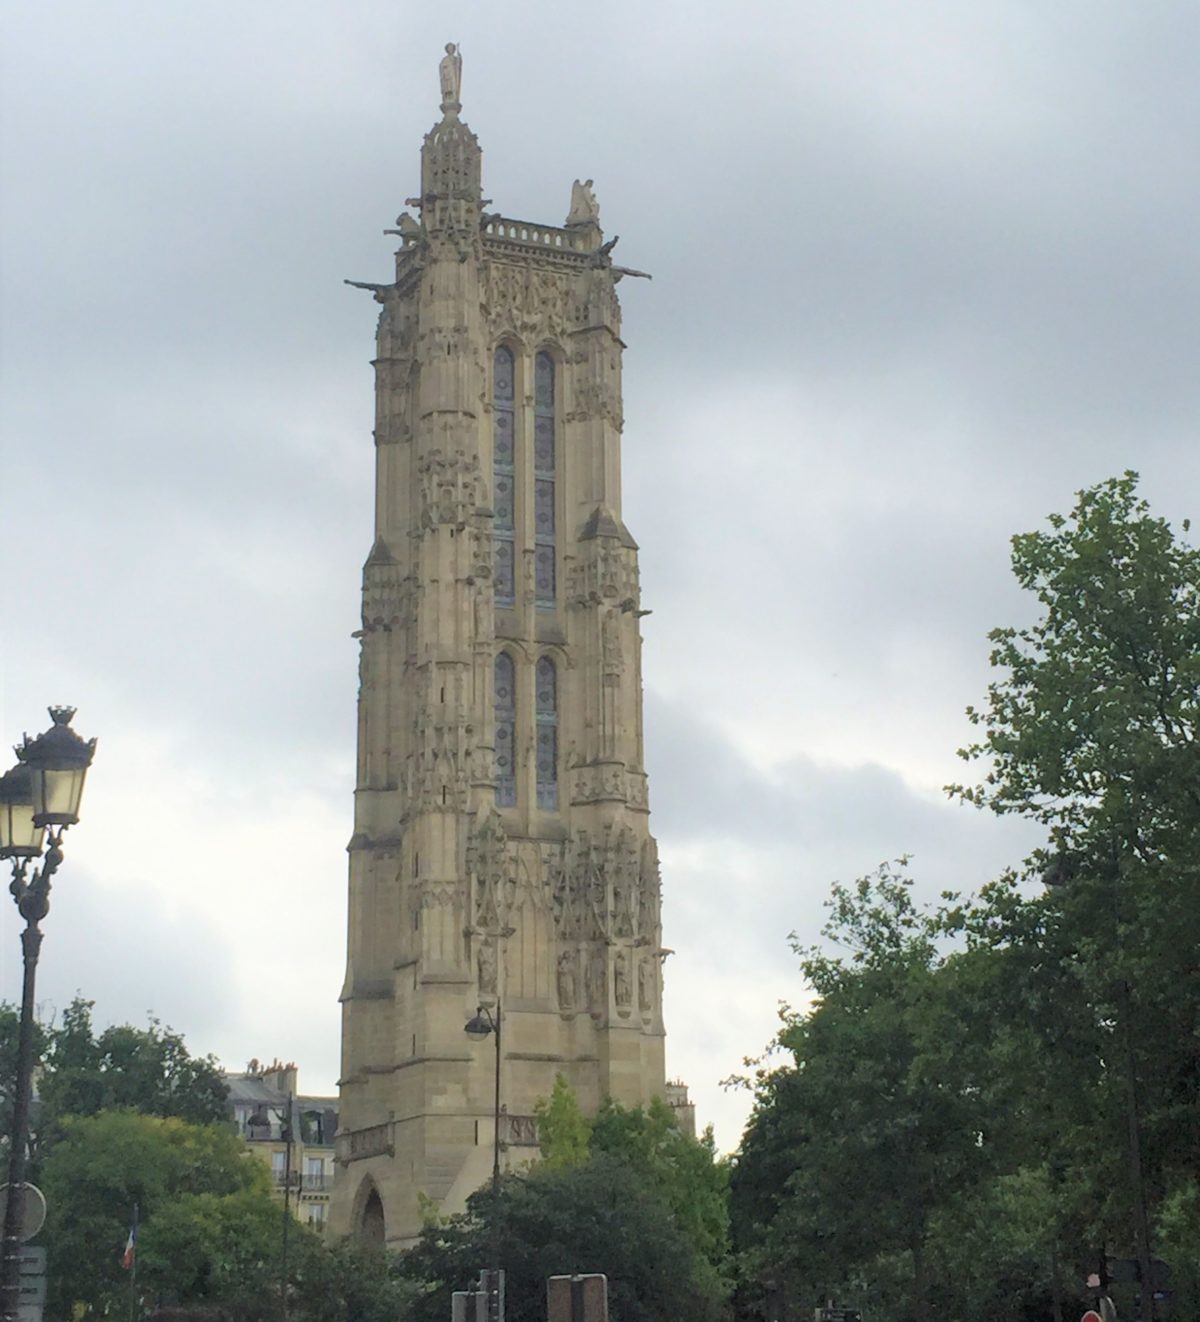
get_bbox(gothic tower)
[332,47,666,1246]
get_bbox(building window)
[536,656,558,810]
[494,652,516,807]
[493,346,516,606]
[306,1202,328,1226]
[533,352,556,608]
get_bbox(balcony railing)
[272,1170,329,1192]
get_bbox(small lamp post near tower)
[464,1002,503,1321]
[0,707,96,1322]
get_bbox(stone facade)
[331,48,667,1246]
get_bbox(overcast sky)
[2,2,1197,1153]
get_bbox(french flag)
[121,1210,138,1270]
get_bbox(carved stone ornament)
[566,179,600,227]
[439,42,463,112]
[556,949,577,1010]
[419,449,482,530]
[478,937,497,994]
[481,262,570,342]
[638,956,652,1011]
[467,808,514,929]
[614,951,631,1007]
[585,945,607,1010]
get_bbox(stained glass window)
[535,656,558,810]
[494,652,516,807]
[493,347,516,606]
[533,352,556,608]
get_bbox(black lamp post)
[0,708,95,1322]
[465,1001,502,1313]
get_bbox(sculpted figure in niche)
[478,938,497,995]
[638,958,652,1011]
[614,951,631,1007]
[439,43,462,108]
[567,179,600,226]
[602,608,620,673]
[557,950,577,1009]
[586,947,606,1007]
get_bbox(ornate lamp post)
[0,708,95,1322]
[465,1002,502,1318]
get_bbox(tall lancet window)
[533,352,556,608]
[493,347,516,606]
[494,653,516,807]
[535,656,558,810]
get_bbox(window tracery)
[536,655,558,810]
[493,347,516,606]
[533,352,556,608]
[494,652,516,807]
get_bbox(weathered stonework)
[331,50,666,1247]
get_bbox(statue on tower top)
[439,42,463,113]
[567,178,600,227]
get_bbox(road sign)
[0,1184,47,1242]
[548,1273,608,1322]
[1081,1311,1102,1322]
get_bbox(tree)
[139,1187,306,1322]
[953,471,1200,874]
[952,474,1200,1318]
[0,995,230,1172]
[400,1155,727,1322]
[731,863,1009,1322]
[293,1239,419,1322]
[535,1072,592,1170]
[40,1111,268,1318]
[589,1096,731,1298]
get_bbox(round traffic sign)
[1081,1311,1102,1322]
[0,1183,47,1242]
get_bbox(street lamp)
[465,1001,502,1316]
[0,707,96,1322]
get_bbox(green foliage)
[0,994,230,1173]
[401,1156,727,1322]
[734,863,996,1320]
[735,480,1200,1320]
[294,1239,420,1322]
[140,1187,305,1321]
[41,995,231,1129]
[590,1096,731,1298]
[535,1072,591,1170]
[40,1111,267,1319]
[952,471,1200,872]
[952,474,1200,1290]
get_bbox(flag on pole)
[121,1209,138,1270]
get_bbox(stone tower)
[331,47,667,1246]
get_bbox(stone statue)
[586,947,606,1007]
[439,42,462,109]
[567,179,599,226]
[478,938,496,994]
[614,951,631,1007]
[557,950,576,1009]
[638,958,651,1010]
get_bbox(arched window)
[533,352,556,608]
[493,347,516,606]
[535,656,558,810]
[494,653,516,807]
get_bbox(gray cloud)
[2,0,1194,1145]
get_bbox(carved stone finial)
[566,178,600,227]
[439,42,463,114]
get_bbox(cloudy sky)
[3,2,1198,1152]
